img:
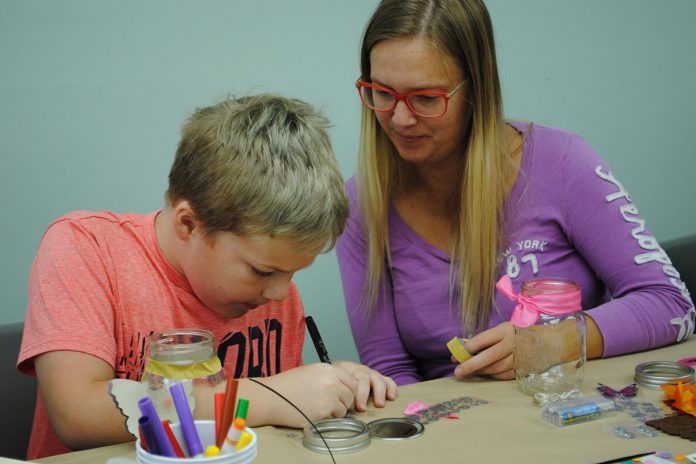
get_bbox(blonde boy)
[18,94,397,459]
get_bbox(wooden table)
[34,339,696,463]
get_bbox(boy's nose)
[262,278,290,302]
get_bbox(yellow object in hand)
[235,431,253,451]
[204,445,220,457]
[447,337,472,363]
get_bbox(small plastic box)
[542,395,615,427]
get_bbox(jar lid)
[302,417,425,454]
[302,418,370,454]
[634,361,695,389]
[367,418,425,440]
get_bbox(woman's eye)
[412,94,439,105]
[251,267,274,278]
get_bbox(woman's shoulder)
[510,120,584,145]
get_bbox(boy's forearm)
[193,378,299,428]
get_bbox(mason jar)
[141,328,225,420]
[512,279,586,406]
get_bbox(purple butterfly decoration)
[597,383,637,398]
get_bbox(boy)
[18,94,397,459]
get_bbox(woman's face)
[369,36,471,167]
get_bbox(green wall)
[1,1,694,364]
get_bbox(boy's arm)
[195,363,396,429]
[34,351,133,450]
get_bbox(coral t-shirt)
[18,210,305,459]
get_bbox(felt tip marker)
[169,383,204,458]
[221,418,246,454]
[305,315,332,364]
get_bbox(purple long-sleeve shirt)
[336,122,694,386]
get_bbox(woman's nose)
[391,99,417,126]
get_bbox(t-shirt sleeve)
[18,218,119,374]
[336,179,422,385]
[560,136,695,356]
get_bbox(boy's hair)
[167,94,348,254]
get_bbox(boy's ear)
[172,200,203,241]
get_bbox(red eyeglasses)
[356,79,466,118]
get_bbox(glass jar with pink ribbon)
[497,276,586,406]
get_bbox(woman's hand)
[333,360,398,411]
[452,322,515,380]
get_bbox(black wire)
[247,377,336,464]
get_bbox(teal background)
[1,1,694,365]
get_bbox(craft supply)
[138,397,177,457]
[141,329,225,422]
[367,418,424,439]
[499,276,586,406]
[216,379,239,448]
[161,420,185,458]
[138,416,160,455]
[597,382,638,398]
[170,383,204,458]
[204,445,220,457]
[221,418,246,454]
[403,396,489,425]
[303,418,371,454]
[541,395,615,427]
[635,361,695,389]
[214,392,224,442]
[594,451,656,464]
[446,337,472,363]
[135,420,258,464]
[678,357,696,367]
[235,398,249,421]
[138,424,150,452]
[235,431,253,452]
[305,316,332,364]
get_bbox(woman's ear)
[172,200,203,242]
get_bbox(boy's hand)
[452,322,515,380]
[333,360,398,411]
[257,363,356,427]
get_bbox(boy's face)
[181,229,317,319]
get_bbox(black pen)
[595,451,655,464]
[305,316,332,364]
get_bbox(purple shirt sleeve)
[551,133,694,355]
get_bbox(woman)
[336,0,694,386]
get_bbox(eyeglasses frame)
[355,79,466,118]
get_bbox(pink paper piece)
[404,401,430,415]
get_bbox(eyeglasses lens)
[360,85,446,117]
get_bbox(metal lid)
[303,418,370,454]
[368,418,425,440]
[634,361,695,389]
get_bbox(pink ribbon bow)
[496,275,581,328]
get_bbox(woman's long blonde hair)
[357,0,515,331]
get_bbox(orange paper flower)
[661,382,696,416]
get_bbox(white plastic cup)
[136,420,257,464]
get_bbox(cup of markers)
[136,420,257,464]
[136,381,257,463]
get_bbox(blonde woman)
[336,0,694,385]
